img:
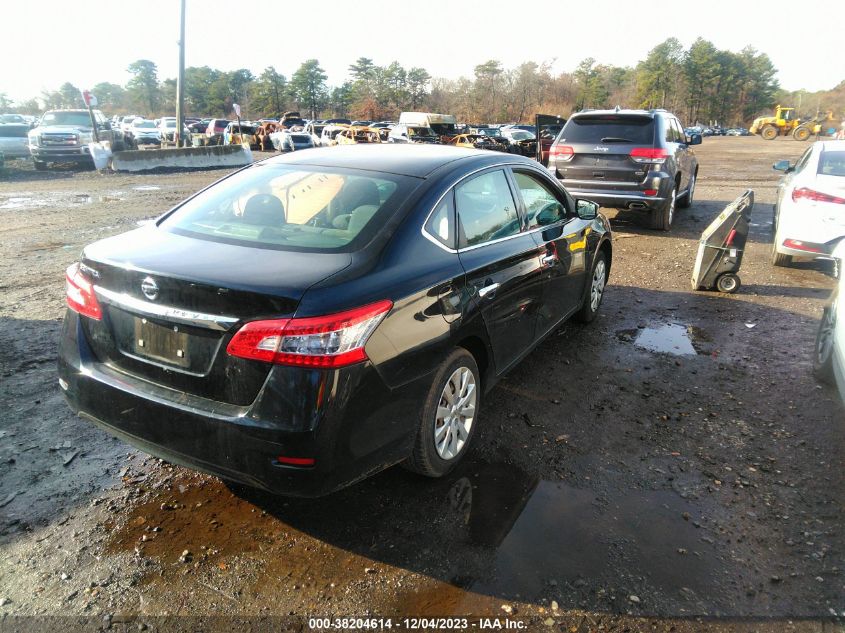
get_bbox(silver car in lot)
[0,124,32,159]
[815,240,845,408]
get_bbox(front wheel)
[792,126,811,141]
[814,295,837,384]
[404,348,480,478]
[575,250,608,323]
[678,172,696,209]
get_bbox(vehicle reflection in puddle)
[105,459,732,616]
[633,323,697,356]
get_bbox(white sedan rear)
[772,140,845,266]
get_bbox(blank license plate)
[133,318,190,367]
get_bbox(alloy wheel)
[434,367,476,460]
[590,259,607,312]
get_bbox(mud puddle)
[103,459,752,616]
[616,323,712,356]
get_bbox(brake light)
[276,456,315,467]
[630,147,669,164]
[791,187,845,205]
[226,300,393,368]
[550,145,574,161]
[783,239,823,253]
[65,263,102,320]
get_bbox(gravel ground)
[0,139,843,633]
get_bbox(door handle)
[541,254,556,266]
[478,283,500,298]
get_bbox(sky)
[2,0,842,105]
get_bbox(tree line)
[1,39,841,126]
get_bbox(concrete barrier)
[110,145,252,172]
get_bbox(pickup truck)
[28,109,125,170]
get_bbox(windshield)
[408,127,435,137]
[40,112,92,127]
[477,128,501,137]
[510,131,535,140]
[429,123,456,135]
[134,121,156,128]
[160,164,417,252]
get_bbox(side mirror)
[576,199,599,220]
[773,159,792,172]
[689,133,702,145]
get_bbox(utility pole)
[175,0,186,146]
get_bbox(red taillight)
[226,299,393,368]
[643,189,658,196]
[783,239,823,253]
[550,145,574,161]
[791,187,845,205]
[65,263,102,320]
[630,147,670,164]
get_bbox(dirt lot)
[0,138,843,633]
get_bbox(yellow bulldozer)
[750,105,836,141]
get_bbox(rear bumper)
[58,310,426,497]
[557,172,672,211]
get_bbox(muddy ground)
[0,138,843,633]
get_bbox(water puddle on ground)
[0,192,93,210]
[103,459,737,616]
[633,323,697,356]
[133,185,161,191]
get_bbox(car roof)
[571,108,664,119]
[257,144,536,178]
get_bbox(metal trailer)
[691,189,754,293]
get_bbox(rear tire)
[650,186,676,231]
[678,172,696,209]
[761,125,778,140]
[404,348,480,478]
[814,294,837,384]
[716,273,741,294]
[771,237,792,267]
[33,160,47,171]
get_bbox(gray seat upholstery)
[242,194,285,226]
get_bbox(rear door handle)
[478,283,500,298]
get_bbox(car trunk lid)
[78,227,351,405]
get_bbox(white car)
[129,119,161,146]
[772,140,845,266]
[0,123,32,158]
[814,240,845,408]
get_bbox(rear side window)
[425,192,455,248]
[818,151,845,177]
[456,170,520,247]
[160,164,416,252]
[560,116,655,145]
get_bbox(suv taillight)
[226,300,393,368]
[66,263,102,321]
[630,148,669,164]
[550,145,574,161]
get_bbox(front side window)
[513,172,567,229]
[160,164,415,252]
[456,170,520,247]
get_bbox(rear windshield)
[818,151,845,177]
[160,164,417,252]
[0,125,30,137]
[560,116,655,145]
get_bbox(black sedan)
[58,145,612,496]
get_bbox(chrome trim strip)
[561,179,643,187]
[563,191,666,201]
[94,286,239,331]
